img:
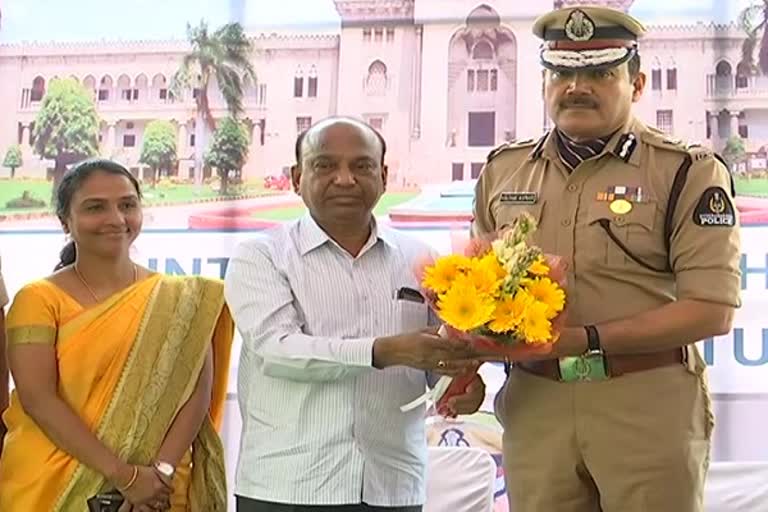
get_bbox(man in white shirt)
[225,117,486,511]
[0,254,9,454]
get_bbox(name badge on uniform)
[500,192,538,205]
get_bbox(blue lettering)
[164,258,188,275]
[207,258,230,279]
[733,328,768,367]
[701,330,768,367]
[144,257,230,278]
[740,253,768,290]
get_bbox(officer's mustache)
[560,97,599,109]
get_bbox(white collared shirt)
[224,214,437,506]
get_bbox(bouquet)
[401,212,567,416]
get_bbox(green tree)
[32,78,99,198]
[722,135,747,171]
[172,21,256,185]
[738,0,768,75]
[2,144,23,178]
[139,120,177,187]
[204,117,249,196]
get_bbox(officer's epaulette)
[486,137,539,163]
[685,143,716,162]
[644,131,724,172]
[641,129,687,153]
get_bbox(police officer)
[472,6,741,512]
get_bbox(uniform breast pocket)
[585,201,665,270]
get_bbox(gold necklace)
[74,263,138,303]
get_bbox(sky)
[0,0,756,44]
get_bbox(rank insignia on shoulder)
[500,191,538,205]
[686,143,714,161]
[486,138,538,163]
[693,186,735,227]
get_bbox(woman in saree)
[0,159,234,511]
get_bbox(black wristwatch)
[584,325,603,355]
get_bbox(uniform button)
[561,218,571,226]
[567,184,578,192]
[614,216,625,225]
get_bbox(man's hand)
[441,374,486,418]
[373,327,479,375]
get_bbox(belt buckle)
[558,354,610,382]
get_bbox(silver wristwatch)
[154,461,175,478]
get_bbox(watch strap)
[584,325,601,353]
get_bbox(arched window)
[294,67,304,98]
[366,60,387,96]
[714,60,733,93]
[83,75,97,98]
[666,57,677,90]
[651,57,662,90]
[98,75,113,102]
[308,65,318,98]
[472,41,494,60]
[30,76,45,102]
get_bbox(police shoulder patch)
[693,186,735,227]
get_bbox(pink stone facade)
[0,0,766,183]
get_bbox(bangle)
[116,465,138,492]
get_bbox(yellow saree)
[0,274,234,511]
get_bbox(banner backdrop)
[3,222,768,395]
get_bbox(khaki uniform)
[474,118,741,511]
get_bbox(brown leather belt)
[517,348,685,381]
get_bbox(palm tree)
[738,0,768,76]
[172,21,256,185]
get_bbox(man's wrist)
[555,327,589,357]
[372,336,397,369]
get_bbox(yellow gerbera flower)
[464,257,504,297]
[488,289,533,334]
[522,277,565,319]
[478,252,507,280]
[437,280,496,332]
[527,255,550,276]
[421,254,471,293]
[517,301,553,344]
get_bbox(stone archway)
[446,4,517,150]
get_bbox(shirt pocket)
[395,299,429,332]
[584,200,665,269]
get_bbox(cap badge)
[565,10,595,42]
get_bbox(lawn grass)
[253,191,419,221]
[734,177,768,197]
[0,179,274,214]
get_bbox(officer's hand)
[373,327,479,375]
[440,374,486,418]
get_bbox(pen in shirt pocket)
[395,286,425,303]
